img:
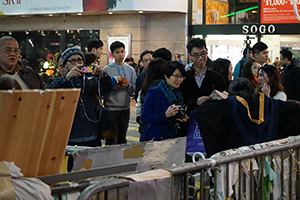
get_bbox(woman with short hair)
[140,61,188,141]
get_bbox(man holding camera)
[51,47,113,151]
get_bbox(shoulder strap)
[87,78,101,104]
[239,59,244,77]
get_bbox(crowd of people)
[1,35,300,164]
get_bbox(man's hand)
[93,64,104,77]
[113,76,125,90]
[122,80,129,88]
[115,76,124,83]
[197,96,210,105]
[66,66,81,81]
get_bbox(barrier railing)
[76,136,300,200]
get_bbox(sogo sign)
[242,24,276,34]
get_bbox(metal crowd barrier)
[75,137,300,200]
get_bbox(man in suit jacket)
[179,38,226,160]
[179,38,225,111]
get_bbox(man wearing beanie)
[51,47,113,170]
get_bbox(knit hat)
[61,47,85,67]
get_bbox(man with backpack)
[233,47,253,79]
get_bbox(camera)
[175,104,187,119]
[79,65,94,74]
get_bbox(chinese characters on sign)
[261,0,300,23]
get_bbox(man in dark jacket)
[0,36,44,89]
[51,47,113,148]
[280,49,300,101]
[179,38,225,160]
[51,47,113,171]
[87,38,103,61]
[179,38,225,111]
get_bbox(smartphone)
[79,65,94,73]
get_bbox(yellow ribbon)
[236,93,265,125]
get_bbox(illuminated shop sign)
[261,0,300,23]
[0,0,186,15]
[242,24,276,34]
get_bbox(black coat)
[194,95,300,157]
[179,67,226,111]
[282,63,300,101]
[135,69,147,101]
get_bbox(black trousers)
[105,109,130,145]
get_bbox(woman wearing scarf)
[140,61,189,141]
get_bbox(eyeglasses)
[67,58,83,65]
[251,64,261,69]
[3,47,21,55]
[171,74,186,80]
[191,51,208,59]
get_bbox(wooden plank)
[37,89,81,176]
[0,89,80,177]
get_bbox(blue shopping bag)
[186,111,206,154]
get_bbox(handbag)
[88,77,118,139]
[186,110,206,154]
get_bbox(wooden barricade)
[0,89,80,177]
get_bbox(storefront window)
[0,29,100,86]
[192,0,258,24]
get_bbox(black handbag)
[88,77,117,139]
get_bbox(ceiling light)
[49,14,53,17]
[108,11,113,15]
[22,15,25,18]
[138,11,143,14]
[77,13,82,15]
